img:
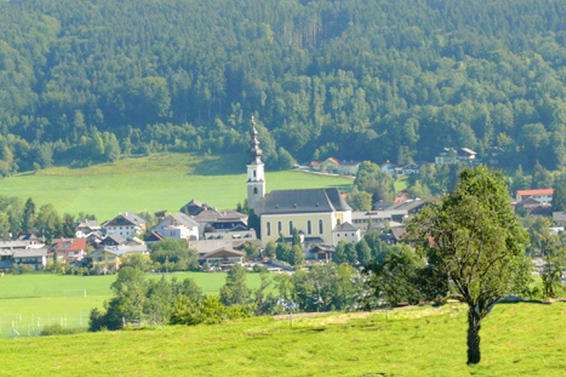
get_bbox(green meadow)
[0,272,265,337]
[0,302,564,376]
[0,153,353,221]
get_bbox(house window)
[277,221,282,234]
[289,221,293,234]
[319,220,324,234]
[307,220,312,235]
[266,222,271,237]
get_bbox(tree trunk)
[467,306,482,365]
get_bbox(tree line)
[1,0,566,175]
[0,195,93,242]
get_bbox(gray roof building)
[261,188,351,215]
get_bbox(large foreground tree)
[409,165,530,365]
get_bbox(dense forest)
[1,0,566,175]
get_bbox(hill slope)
[0,302,564,376]
[0,153,352,220]
[1,0,566,173]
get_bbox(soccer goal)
[63,289,87,298]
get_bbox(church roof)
[261,188,351,215]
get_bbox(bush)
[40,324,84,336]
[12,264,33,274]
[252,264,268,273]
[170,296,250,326]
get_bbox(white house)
[103,212,147,239]
[152,212,199,240]
[332,222,361,245]
[516,189,554,205]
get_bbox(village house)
[435,147,478,166]
[50,238,88,263]
[13,248,49,271]
[310,157,360,176]
[381,225,407,245]
[180,200,248,233]
[310,244,336,261]
[102,212,147,239]
[90,244,148,272]
[152,212,199,241]
[332,222,361,245]
[380,161,397,175]
[0,239,48,270]
[516,188,554,205]
[201,247,245,266]
[75,219,101,238]
[401,163,420,175]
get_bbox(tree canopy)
[0,0,566,174]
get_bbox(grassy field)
[0,302,563,376]
[0,153,353,221]
[0,272,266,337]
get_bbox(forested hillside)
[1,0,566,175]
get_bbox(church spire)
[248,116,263,164]
[246,116,265,214]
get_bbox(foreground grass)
[0,153,353,220]
[0,302,563,376]
[0,272,266,337]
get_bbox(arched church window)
[266,222,271,236]
[253,187,258,194]
[319,220,324,234]
[307,220,312,235]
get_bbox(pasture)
[0,302,564,376]
[0,153,353,221]
[0,272,265,337]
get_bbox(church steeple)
[246,116,265,214]
[248,116,263,165]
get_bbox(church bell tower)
[247,116,265,214]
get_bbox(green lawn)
[0,272,266,337]
[0,153,353,221]
[0,302,563,376]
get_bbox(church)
[245,118,358,247]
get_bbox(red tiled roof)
[394,192,410,203]
[51,238,87,252]
[517,189,554,196]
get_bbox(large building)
[246,118,353,246]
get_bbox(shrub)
[40,324,84,336]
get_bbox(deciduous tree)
[220,264,250,306]
[409,165,530,365]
